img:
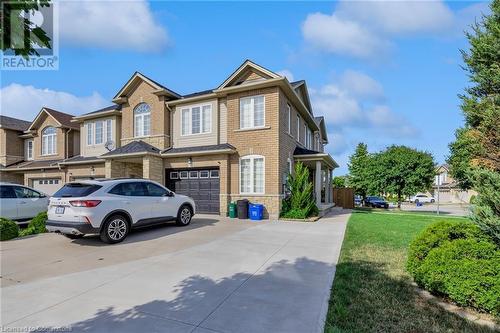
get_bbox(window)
[199,170,209,178]
[145,182,168,197]
[240,155,264,194]
[26,140,33,160]
[86,123,93,145]
[53,183,102,198]
[210,170,219,178]
[95,121,104,145]
[181,104,212,135]
[287,158,292,174]
[42,126,56,155]
[304,124,307,146]
[287,104,291,134]
[296,115,300,141]
[108,182,147,196]
[106,119,112,143]
[240,95,265,129]
[0,186,16,198]
[180,171,189,179]
[189,171,198,178]
[14,186,41,198]
[170,172,179,179]
[134,103,151,137]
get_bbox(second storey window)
[86,123,93,145]
[240,95,264,129]
[106,119,112,143]
[95,121,104,145]
[134,103,151,137]
[181,104,212,135]
[240,155,264,194]
[42,126,56,155]
[26,140,33,160]
[296,115,300,141]
[287,104,291,134]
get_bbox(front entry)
[165,168,220,214]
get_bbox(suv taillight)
[69,200,101,208]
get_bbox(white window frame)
[304,124,307,146]
[180,103,212,136]
[287,104,291,134]
[134,103,151,138]
[239,155,265,195]
[199,170,209,178]
[210,170,219,178]
[86,122,93,146]
[106,119,112,143]
[170,172,179,179]
[189,171,198,179]
[95,120,104,145]
[296,115,300,141]
[26,140,33,160]
[41,127,57,156]
[179,171,189,179]
[239,95,265,129]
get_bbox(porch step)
[318,203,337,217]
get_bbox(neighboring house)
[0,115,31,184]
[433,164,477,204]
[1,60,338,218]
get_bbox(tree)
[332,176,346,188]
[281,162,318,219]
[348,143,371,199]
[1,0,52,58]
[448,0,500,243]
[376,146,435,208]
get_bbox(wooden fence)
[333,188,355,209]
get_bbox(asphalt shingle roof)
[4,159,62,170]
[162,143,235,154]
[102,140,160,157]
[43,108,79,129]
[80,105,121,116]
[293,146,321,156]
[0,115,31,131]
[60,155,104,164]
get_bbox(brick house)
[1,60,338,218]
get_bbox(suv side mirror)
[165,191,175,197]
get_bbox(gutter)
[160,148,236,158]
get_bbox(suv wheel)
[176,205,192,226]
[100,215,129,244]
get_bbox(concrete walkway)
[1,210,350,333]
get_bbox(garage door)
[166,168,220,214]
[32,178,62,195]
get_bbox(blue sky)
[1,0,490,174]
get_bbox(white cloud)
[301,1,487,58]
[277,69,294,82]
[302,12,389,58]
[0,84,108,120]
[337,1,455,35]
[60,0,169,52]
[339,70,384,100]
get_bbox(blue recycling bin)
[249,203,264,221]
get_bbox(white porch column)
[315,160,322,206]
[329,169,333,203]
[326,169,331,203]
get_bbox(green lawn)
[324,210,494,333]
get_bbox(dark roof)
[182,89,214,99]
[80,105,121,116]
[0,115,31,131]
[102,140,160,157]
[293,146,321,156]
[4,159,63,170]
[60,155,104,164]
[290,80,305,88]
[162,143,236,154]
[314,116,324,126]
[43,108,79,129]
[137,72,181,98]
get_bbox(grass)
[324,210,495,333]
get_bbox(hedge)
[407,220,500,315]
[0,218,19,241]
[19,212,48,237]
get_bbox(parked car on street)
[410,194,435,203]
[46,178,196,244]
[354,195,362,206]
[0,182,49,222]
[364,196,389,209]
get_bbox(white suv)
[46,178,196,244]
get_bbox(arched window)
[42,126,56,155]
[134,103,151,137]
[240,155,265,194]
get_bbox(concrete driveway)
[1,210,349,333]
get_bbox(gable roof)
[27,107,79,131]
[113,72,181,102]
[101,140,160,157]
[314,116,328,144]
[72,105,122,122]
[217,59,281,90]
[0,115,31,131]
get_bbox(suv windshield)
[53,183,102,198]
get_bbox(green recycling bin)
[228,202,237,218]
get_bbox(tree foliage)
[1,0,52,58]
[373,146,435,208]
[332,176,347,188]
[348,143,371,198]
[448,0,500,243]
[281,162,318,219]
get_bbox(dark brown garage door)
[165,168,220,214]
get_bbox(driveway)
[1,210,349,333]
